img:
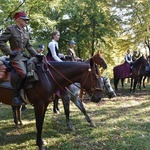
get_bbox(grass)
[0,83,150,150]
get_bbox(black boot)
[12,77,25,106]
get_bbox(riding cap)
[70,40,76,45]
[14,11,29,20]
[38,44,45,50]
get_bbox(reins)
[43,56,98,94]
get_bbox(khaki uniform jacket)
[0,25,37,61]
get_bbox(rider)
[67,40,82,61]
[46,30,65,97]
[46,30,64,61]
[0,11,37,106]
[125,49,133,67]
[132,50,141,62]
[37,44,44,55]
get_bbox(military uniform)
[0,25,37,77]
[0,11,37,106]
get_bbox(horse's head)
[91,51,107,69]
[100,76,116,99]
[82,58,103,103]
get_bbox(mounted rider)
[132,50,141,62]
[0,11,38,106]
[125,49,133,66]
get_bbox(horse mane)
[133,55,144,66]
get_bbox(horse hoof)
[90,122,96,127]
[20,122,23,125]
[15,125,19,128]
[68,125,75,131]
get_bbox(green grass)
[0,83,150,150]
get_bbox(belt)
[12,48,25,52]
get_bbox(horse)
[53,51,108,119]
[113,56,147,92]
[52,52,116,130]
[113,61,131,91]
[53,51,107,113]
[100,76,116,99]
[138,56,150,90]
[0,55,103,150]
[53,75,116,130]
[130,56,148,92]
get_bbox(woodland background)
[0,0,150,77]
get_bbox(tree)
[55,0,120,61]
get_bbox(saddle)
[0,56,39,88]
[0,57,11,82]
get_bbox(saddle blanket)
[0,81,31,104]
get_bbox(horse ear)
[90,58,94,67]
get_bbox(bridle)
[43,56,102,96]
[80,65,102,96]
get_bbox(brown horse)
[52,52,108,130]
[130,55,148,92]
[0,55,103,150]
[138,55,150,90]
[53,51,107,114]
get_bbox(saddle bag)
[0,62,7,82]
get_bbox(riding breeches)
[10,59,27,79]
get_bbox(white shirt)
[125,53,132,64]
[48,39,62,62]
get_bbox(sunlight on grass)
[0,84,150,150]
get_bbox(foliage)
[0,0,149,75]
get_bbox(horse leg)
[34,102,48,150]
[138,76,142,90]
[11,106,20,128]
[53,95,60,113]
[61,94,75,130]
[121,78,125,88]
[72,96,96,128]
[130,78,133,92]
[18,106,23,125]
[143,76,147,88]
[114,76,119,91]
[133,78,138,93]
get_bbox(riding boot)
[12,77,25,106]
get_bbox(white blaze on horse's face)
[100,76,116,99]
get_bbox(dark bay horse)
[138,56,150,90]
[130,56,148,92]
[53,51,107,114]
[0,56,103,150]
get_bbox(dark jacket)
[0,25,37,60]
